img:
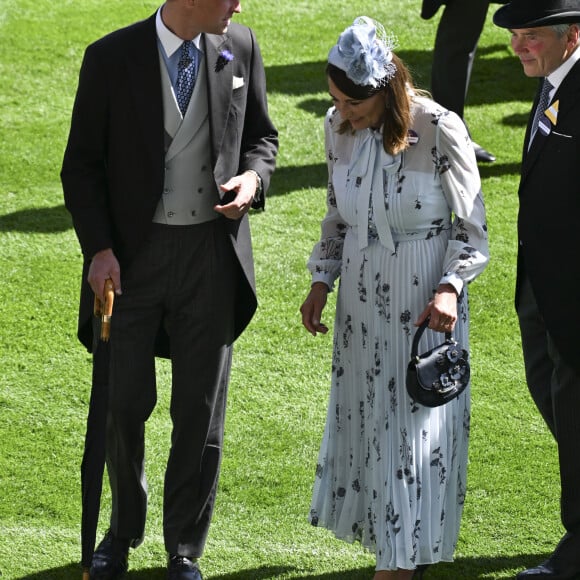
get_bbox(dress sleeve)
[306,108,347,290]
[435,111,490,295]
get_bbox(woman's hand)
[300,282,330,336]
[416,283,458,333]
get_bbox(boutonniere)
[215,49,234,72]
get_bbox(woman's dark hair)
[327,54,414,155]
[326,63,382,100]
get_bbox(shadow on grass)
[266,47,535,108]
[14,564,293,580]
[268,163,327,196]
[265,157,523,199]
[478,162,522,179]
[14,553,553,579]
[0,204,72,233]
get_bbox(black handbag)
[406,317,470,407]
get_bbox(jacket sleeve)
[436,110,490,295]
[236,27,278,209]
[61,42,114,259]
[307,108,346,290]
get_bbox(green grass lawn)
[0,0,562,578]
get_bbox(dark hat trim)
[494,2,580,29]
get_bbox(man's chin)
[521,62,540,77]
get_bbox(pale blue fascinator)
[327,16,397,88]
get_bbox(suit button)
[167,211,175,218]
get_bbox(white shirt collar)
[155,6,202,57]
[547,44,580,95]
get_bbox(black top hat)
[494,0,580,28]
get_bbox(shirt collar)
[155,6,202,58]
[547,45,580,95]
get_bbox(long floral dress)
[307,95,489,570]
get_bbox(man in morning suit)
[61,0,278,578]
[421,0,500,163]
[494,1,580,578]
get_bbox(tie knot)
[179,40,194,68]
[542,78,553,94]
[539,79,553,106]
[536,78,553,115]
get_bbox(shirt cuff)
[245,170,263,202]
[439,273,464,297]
[311,272,335,292]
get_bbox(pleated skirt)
[309,228,470,570]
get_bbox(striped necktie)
[530,78,553,145]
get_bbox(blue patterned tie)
[530,78,553,144]
[176,41,196,116]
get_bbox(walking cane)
[93,278,115,341]
[82,278,115,580]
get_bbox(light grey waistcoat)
[153,50,220,225]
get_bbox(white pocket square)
[232,76,244,90]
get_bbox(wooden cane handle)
[99,278,115,341]
[103,278,115,316]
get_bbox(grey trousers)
[99,218,237,558]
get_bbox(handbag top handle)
[410,317,456,360]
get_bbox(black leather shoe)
[167,555,203,580]
[90,529,130,580]
[473,142,496,163]
[516,560,580,579]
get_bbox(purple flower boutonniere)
[215,49,234,72]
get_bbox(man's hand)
[214,171,259,219]
[88,248,122,302]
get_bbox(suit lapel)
[522,79,541,157]
[522,61,580,181]
[124,14,165,176]
[203,34,234,166]
[522,77,551,176]
[119,20,235,175]
[165,63,209,161]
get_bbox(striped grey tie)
[530,78,553,144]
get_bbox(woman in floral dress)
[300,17,489,580]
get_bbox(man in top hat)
[493,1,580,578]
